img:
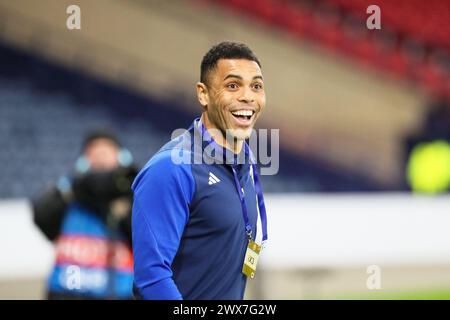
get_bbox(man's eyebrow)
[223,74,243,81]
[223,74,264,81]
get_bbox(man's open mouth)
[230,110,255,121]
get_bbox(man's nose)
[238,87,255,104]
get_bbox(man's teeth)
[231,110,253,117]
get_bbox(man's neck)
[201,113,243,154]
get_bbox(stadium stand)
[0,0,428,190]
[204,0,450,101]
[0,42,387,198]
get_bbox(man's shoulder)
[132,133,195,193]
[149,130,194,167]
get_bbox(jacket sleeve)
[131,150,195,300]
[32,186,67,241]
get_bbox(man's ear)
[196,82,209,110]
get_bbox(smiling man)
[131,41,268,300]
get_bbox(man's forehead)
[86,138,119,150]
[216,59,262,78]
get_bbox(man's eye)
[253,83,263,90]
[227,83,238,90]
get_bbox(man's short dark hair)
[200,41,261,85]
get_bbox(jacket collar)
[190,117,256,167]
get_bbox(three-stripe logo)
[208,172,221,185]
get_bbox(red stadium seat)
[203,0,450,99]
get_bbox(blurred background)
[0,0,449,299]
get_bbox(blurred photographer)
[33,130,138,299]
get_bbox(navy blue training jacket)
[131,118,260,300]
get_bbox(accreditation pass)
[242,240,261,279]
